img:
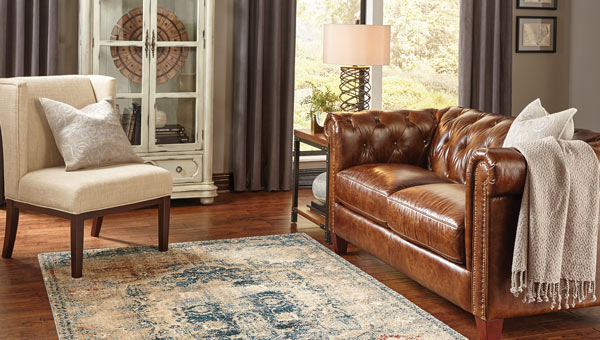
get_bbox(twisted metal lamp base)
[339,66,371,112]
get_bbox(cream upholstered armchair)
[0,75,173,278]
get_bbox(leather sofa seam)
[472,162,489,318]
[337,172,394,199]
[393,229,464,264]
[386,198,465,264]
[336,197,388,226]
[388,197,463,231]
[472,165,480,316]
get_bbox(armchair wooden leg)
[70,216,85,278]
[2,200,19,259]
[332,232,348,255]
[158,196,170,251]
[475,317,503,340]
[91,216,103,237]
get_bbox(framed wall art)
[516,16,557,53]
[517,0,557,10]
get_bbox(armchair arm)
[89,75,117,106]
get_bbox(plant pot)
[311,114,324,135]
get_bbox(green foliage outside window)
[295,0,459,131]
[382,0,459,111]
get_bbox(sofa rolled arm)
[466,147,527,197]
[465,147,528,319]
[466,144,598,320]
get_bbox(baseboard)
[214,168,327,193]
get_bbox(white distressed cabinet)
[78,0,217,203]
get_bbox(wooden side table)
[291,129,331,243]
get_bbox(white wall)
[512,0,600,132]
[568,0,600,131]
[511,0,571,115]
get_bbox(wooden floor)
[1,190,600,339]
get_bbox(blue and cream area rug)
[38,233,466,340]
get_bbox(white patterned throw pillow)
[39,97,143,171]
[503,99,577,148]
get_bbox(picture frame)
[517,0,557,10]
[516,16,557,53]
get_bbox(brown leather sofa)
[324,107,600,340]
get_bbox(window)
[294,0,459,131]
[382,0,459,110]
[294,0,361,132]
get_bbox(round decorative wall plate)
[110,7,189,84]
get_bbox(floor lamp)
[323,24,391,112]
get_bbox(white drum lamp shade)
[323,24,391,66]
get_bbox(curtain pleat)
[459,0,512,115]
[232,0,296,192]
[0,0,58,77]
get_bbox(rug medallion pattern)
[38,233,466,339]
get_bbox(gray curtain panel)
[459,0,512,115]
[0,0,58,77]
[232,0,296,192]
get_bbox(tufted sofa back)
[428,107,514,184]
[326,106,600,187]
[325,109,439,173]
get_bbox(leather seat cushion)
[336,164,452,224]
[17,163,172,214]
[387,183,466,264]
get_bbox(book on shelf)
[155,131,187,137]
[121,107,132,135]
[309,200,327,215]
[127,103,142,146]
[155,135,191,144]
[126,107,136,144]
[154,124,191,144]
[156,124,186,133]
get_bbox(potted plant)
[301,82,340,134]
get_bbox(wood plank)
[1,189,600,339]
[294,129,328,147]
[509,328,600,340]
[297,206,325,225]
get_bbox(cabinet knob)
[176,166,183,173]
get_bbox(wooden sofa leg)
[2,200,20,259]
[91,216,103,237]
[71,216,85,278]
[475,317,503,340]
[332,232,348,255]
[158,197,170,251]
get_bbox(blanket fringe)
[511,270,596,310]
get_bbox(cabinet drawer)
[145,155,202,184]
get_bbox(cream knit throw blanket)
[510,136,600,310]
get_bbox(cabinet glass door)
[149,0,203,152]
[94,0,150,151]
